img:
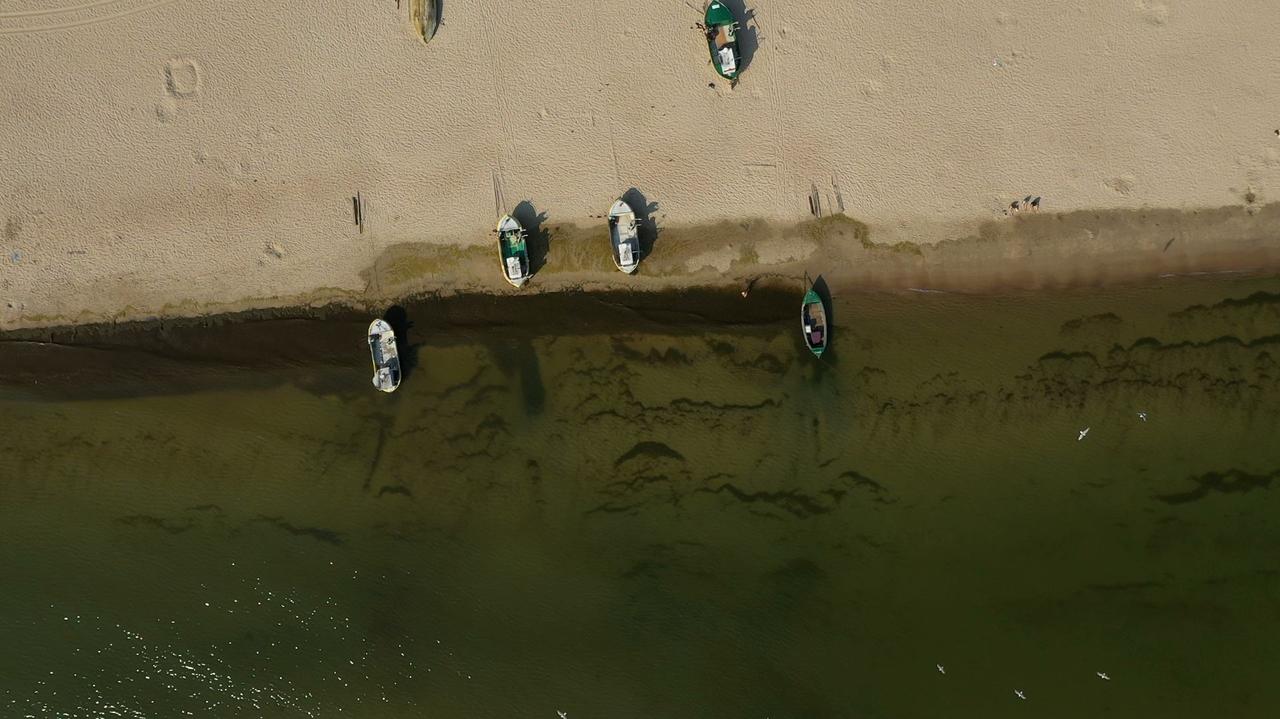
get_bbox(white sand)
[3,0,1280,327]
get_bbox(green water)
[2,278,1279,718]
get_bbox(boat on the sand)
[607,198,640,274]
[410,0,440,44]
[497,214,531,287]
[704,1,740,81]
[367,319,401,392]
[801,286,828,357]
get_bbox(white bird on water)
[1078,427,1090,441]
[558,712,567,719]
[1137,412,1148,422]
[936,664,946,674]
[1014,689,1027,700]
[1097,671,1111,680]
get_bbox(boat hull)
[704,1,740,80]
[367,319,402,392]
[800,288,828,357]
[608,198,640,274]
[410,0,440,44]
[497,215,531,287]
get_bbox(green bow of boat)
[705,1,734,26]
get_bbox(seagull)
[1137,412,1147,422]
[1096,671,1110,680]
[558,712,567,719]
[1014,689,1027,700]
[936,664,946,674]
[1078,427,1090,441]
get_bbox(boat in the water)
[704,1,740,81]
[801,286,828,357]
[607,198,640,274]
[367,319,401,392]
[410,0,440,44]
[497,214,531,287]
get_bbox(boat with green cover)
[801,286,828,357]
[497,214,530,287]
[704,1,739,80]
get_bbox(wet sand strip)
[0,287,798,397]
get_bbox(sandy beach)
[3,0,1280,328]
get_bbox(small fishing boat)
[410,0,440,44]
[497,214,530,287]
[607,198,640,274]
[801,286,828,357]
[367,319,401,393]
[704,1,740,80]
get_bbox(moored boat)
[367,319,402,392]
[801,286,828,357]
[607,198,640,274]
[497,214,531,287]
[410,0,440,44]
[704,1,740,80]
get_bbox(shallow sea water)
[2,277,1279,718]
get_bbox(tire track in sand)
[475,0,522,201]
[0,0,180,34]
[755,4,791,218]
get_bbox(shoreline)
[4,203,1279,331]
[3,271,1278,398]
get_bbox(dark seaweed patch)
[1154,468,1278,505]
[614,441,685,467]
[116,514,193,534]
[253,515,343,545]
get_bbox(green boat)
[497,214,530,287]
[801,287,828,357]
[704,1,739,80]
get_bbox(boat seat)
[718,46,736,74]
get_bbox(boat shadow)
[512,200,550,277]
[485,337,545,416]
[622,187,660,265]
[722,0,759,75]
[383,305,420,381]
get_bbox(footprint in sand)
[164,57,202,98]
[1136,0,1170,26]
[1104,174,1137,196]
[155,57,201,123]
[261,243,286,263]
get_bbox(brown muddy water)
[1,278,1279,718]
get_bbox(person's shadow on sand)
[622,187,660,262]
[512,200,549,276]
[382,305,419,380]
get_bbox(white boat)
[607,199,640,273]
[367,319,401,393]
[497,214,531,287]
